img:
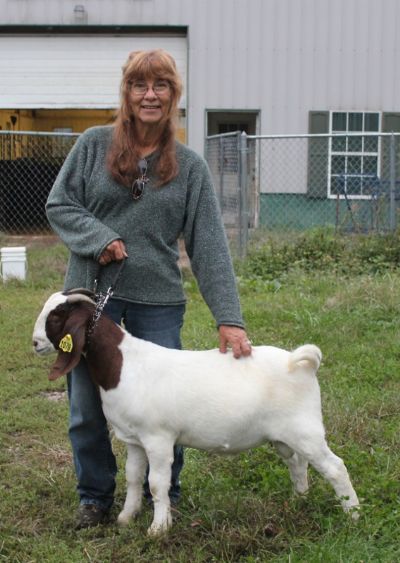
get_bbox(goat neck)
[85,314,124,390]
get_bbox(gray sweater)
[46,126,244,328]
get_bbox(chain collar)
[86,259,126,347]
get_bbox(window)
[329,111,380,198]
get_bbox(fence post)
[238,131,249,258]
[219,136,225,207]
[389,133,397,232]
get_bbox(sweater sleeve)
[46,133,121,260]
[183,157,244,328]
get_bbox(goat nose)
[33,340,38,348]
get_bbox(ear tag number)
[59,334,73,353]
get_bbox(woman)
[46,49,251,529]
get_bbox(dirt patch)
[40,391,67,402]
[2,234,60,249]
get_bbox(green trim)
[308,111,329,198]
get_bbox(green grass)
[0,236,399,562]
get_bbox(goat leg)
[118,445,147,526]
[286,436,360,519]
[274,441,309,494]
[146,442,175,536]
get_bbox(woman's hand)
[99,240,128,265]
[218,325,252,359]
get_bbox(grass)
[0,236,399,562]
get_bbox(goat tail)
[288,344,322,373]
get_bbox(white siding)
[0,0,399,153]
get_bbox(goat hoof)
[147,525,164,537]
[117,512,132,526]
[147,522,170,537]
[350,507,360,521]
[294,485,309,495]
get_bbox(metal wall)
[1,0,400,154]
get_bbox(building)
[0,0,399,232]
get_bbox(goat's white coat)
[105,339,323,454]
[33,292,360,535]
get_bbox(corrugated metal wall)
[1,0,399,153]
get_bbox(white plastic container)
[1,246,27,281]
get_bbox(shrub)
[239,228,400,280]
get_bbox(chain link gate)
[206,132,400,257]
[205,132,258,258]
[0,131,79,234]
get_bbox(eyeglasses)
[132,158,148,201]
[130,80,170,96]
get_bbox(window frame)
[327,110,382,200]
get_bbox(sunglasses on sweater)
[132,158,148,201]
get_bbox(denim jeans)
[67,298,185,510]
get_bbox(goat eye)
[47,313,64,329]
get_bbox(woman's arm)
[183,157,251,357]
[46,133,121,261]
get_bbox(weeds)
[0,233,399,562]
[239,227,400,280]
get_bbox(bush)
[239,228,400,280]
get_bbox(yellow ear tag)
[59,334,73,353]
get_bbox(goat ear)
[48,307,90,380]
[49,348,82,380]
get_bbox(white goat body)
[33,291,359,535]
[105,338,323,454]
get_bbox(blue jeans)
[67,299,185,510]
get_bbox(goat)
[32,290,360,535]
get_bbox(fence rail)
[1,130,399,258]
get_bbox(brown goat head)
[45,302,93,380]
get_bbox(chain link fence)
[1,130,400,257]
[0,131,79,234]
[206,132,400,256]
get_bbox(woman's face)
[129,78,172,128]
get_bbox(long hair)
[107,49,183,187]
